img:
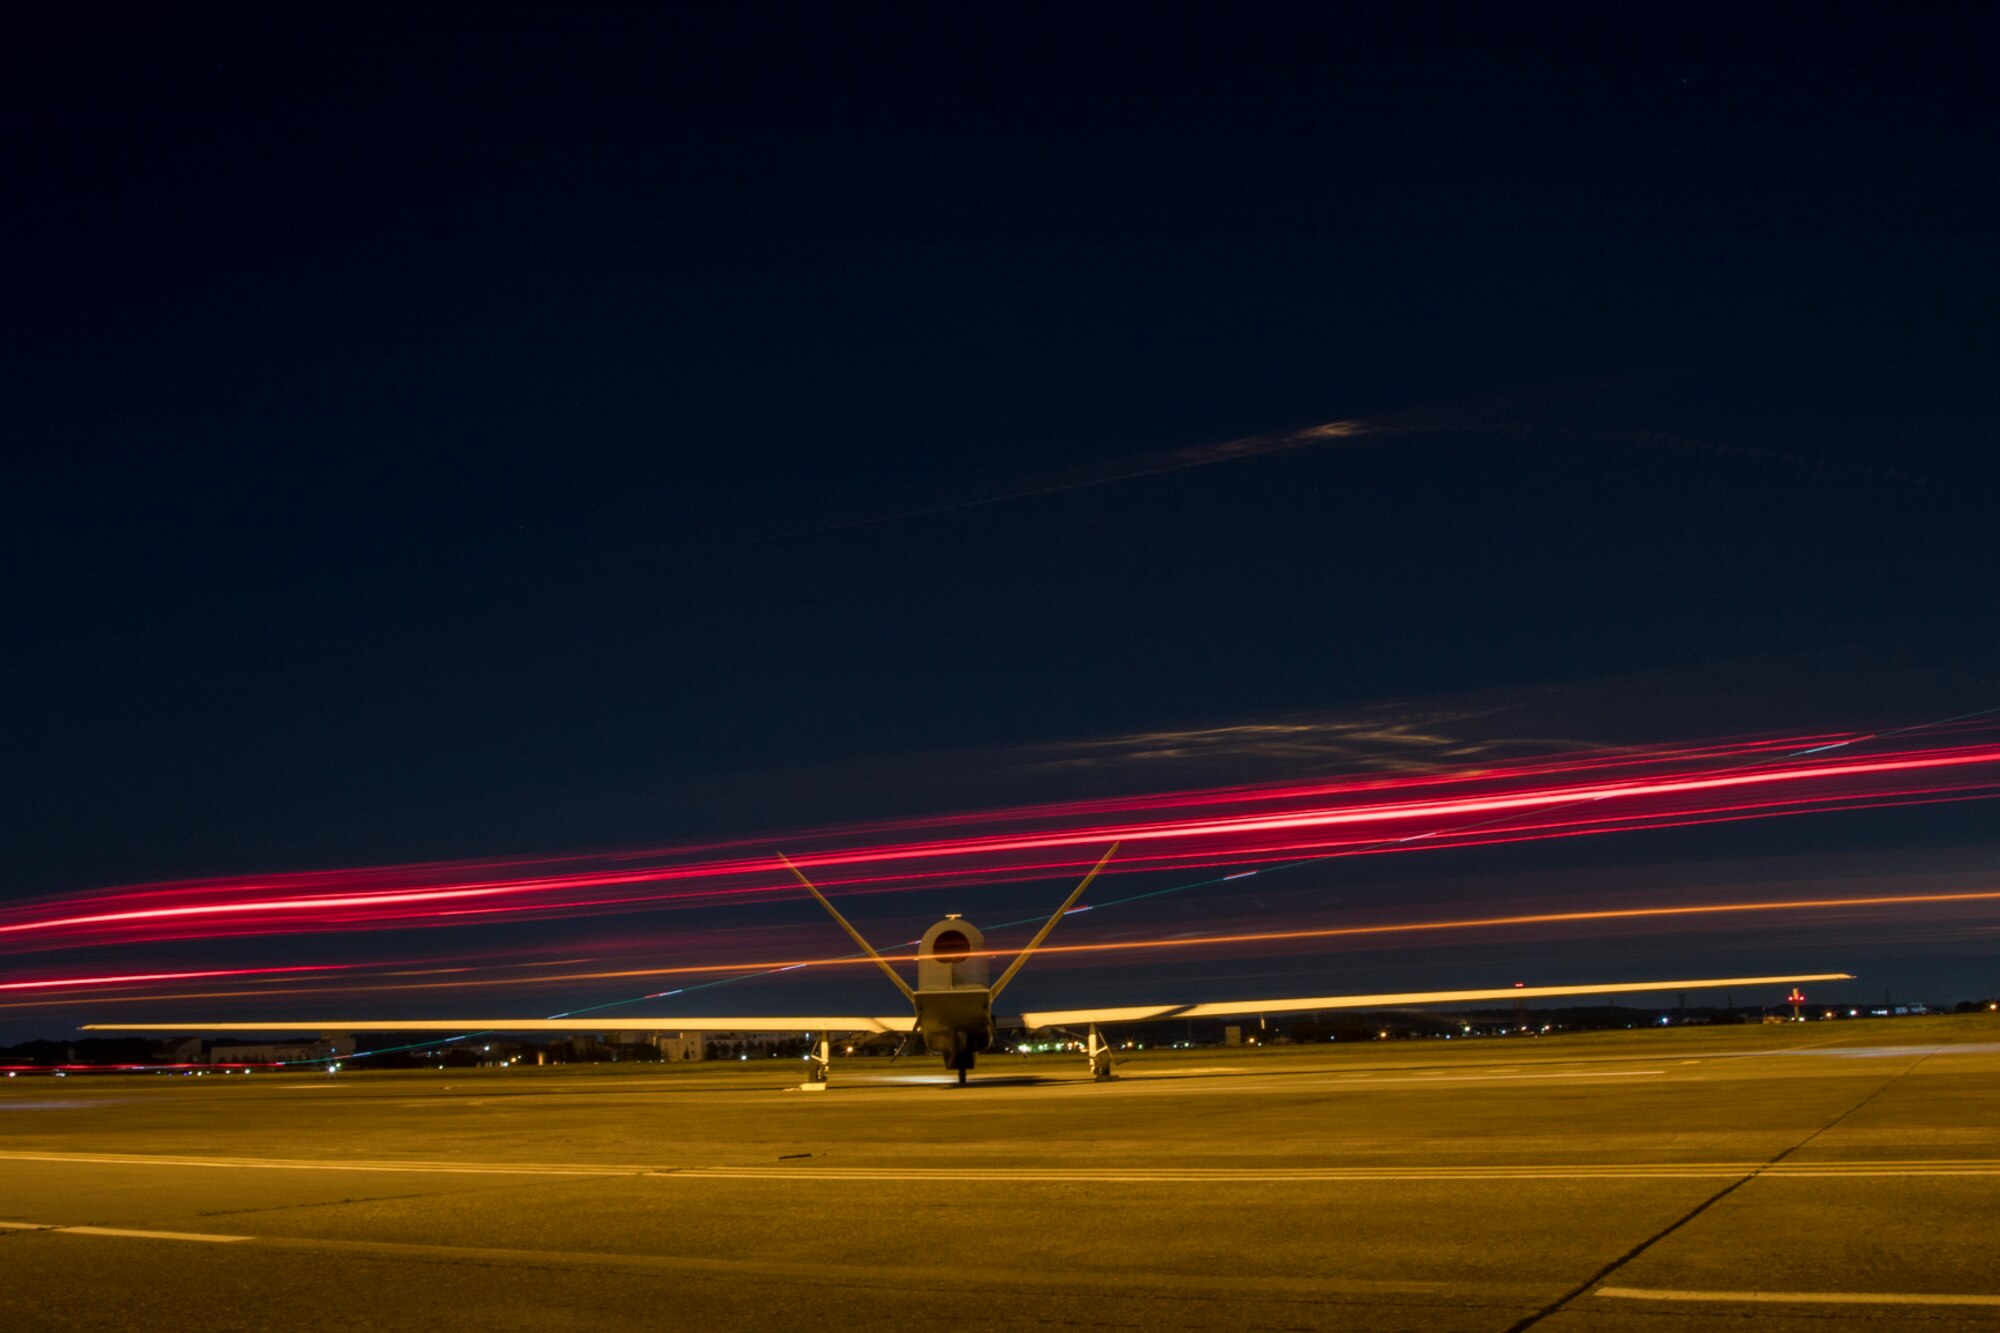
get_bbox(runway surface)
[4,1017,1998,1330]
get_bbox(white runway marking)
[0,1150,630,1177]
[1598,1286,2000,1307]
[0,1221,250,1243]
[65,1225,252,1243]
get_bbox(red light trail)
[9,886,1996,1010]
[5,729,1998,959]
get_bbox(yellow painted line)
[1141,1068,1671,1093]
[6,1148,1994,1186]
[0,1221,54,1231]
[1765,1158,2000,1166]
[1336,1069,1665,1084]
[661,1158,2000,1183]
[674,1165,1749,1178]
[660,1168,1752,1176]
[1771,1168,2000,1178]
[1598,1286,2000,1307]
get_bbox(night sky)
[5,4,1997,1041]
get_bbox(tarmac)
[3,1015,1998,1331]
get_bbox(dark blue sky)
[5,4,1996,1034]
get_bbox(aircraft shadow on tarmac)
[843,1073,1074,1089]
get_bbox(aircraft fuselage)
[915,915,994,1081]
[914,986,996,1073]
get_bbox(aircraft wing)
[1009,972,1853,1030]
[82,1016,917,1035]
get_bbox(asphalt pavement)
[3,1017,1997,1330]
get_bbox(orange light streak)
[14,887,1993,1007]
[0,965,351,992]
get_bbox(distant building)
[209,1038,350,1065]
[563,1034,610,1061]
[160,1037,204,1064]
[603,1031,704,1060]
[653,1032,704,1061]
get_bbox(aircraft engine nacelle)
[918,916,988,992]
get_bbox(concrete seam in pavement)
[1496,1045,1942,1332]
